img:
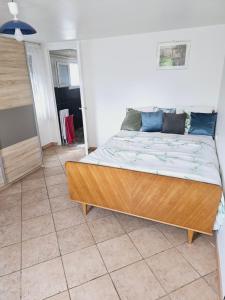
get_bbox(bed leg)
[187,230,194,244]
[82,203,88,215]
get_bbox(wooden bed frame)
[65,161,222,243]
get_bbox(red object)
[65,115,76,144]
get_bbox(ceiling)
[0,0,225,42]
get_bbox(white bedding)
[81,131,224,229]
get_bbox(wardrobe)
[0,37,42,188]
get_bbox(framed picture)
[157,41,190,70]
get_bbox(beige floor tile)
[0,243,21,276]
[0,182,21,196]
[146,248,199,293]
[169,278,218,300]
[129,226,172,258]
[22,199,51,220]
[204,271,220,294]
[22,232,60,268]
[22,178,46,192]
[203,233,217,247]
[115,212,154,233]
[53,207,85,231]
[0,271,20,300]
[43,155,59,163]
[159,297,171,300]
[70,274,119,300]
[44,166,64,177]
[22,257,67,300]
[45,174,67,187]
[22,213,55,241]
[0,193,21,210]
[58,152,84,165]
[43,148,57,155]
[44,160,62,168]
[111,260,165,300]
[155,223,187,246]
[57,223,94,255]
[177,237,217,276]
[22,169,44,181]
[50,195,77,212]
[0,205,21,226]
[0,222,21,248]
[22,187,48,206]
[98,234,141,272]
[84,206,112,222]
[47,184,68,198]
[88,215,124,243]
[46,291,70,300]
[62,245,107,288]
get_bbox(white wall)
[216,58,225,299]
[80,25,225,146]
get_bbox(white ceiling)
[0,0,225,42]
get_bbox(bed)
[65,130,224,243]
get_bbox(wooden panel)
[1,137,42,182]
[66,162,222,235]
[0,37,33,110]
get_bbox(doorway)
[49,49,85,148]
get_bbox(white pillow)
[176,106,215,114]
[129,106,154,112]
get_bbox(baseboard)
[42,142,58,150]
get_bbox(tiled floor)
[0,145,220,300]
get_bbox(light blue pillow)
[189,112,217,137]
[141,111,163,132]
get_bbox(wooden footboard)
[65,161,222,236]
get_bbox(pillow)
[121,109,141,131]
[189,112,217,137]
[176,106,214,134]
[162,113,186,135]
[130,106,154,112]
[153,107,176,113]
[141,111,163,132]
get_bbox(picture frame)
[157,41,190,70]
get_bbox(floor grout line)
[85,217,122,300]
[43,173,72,300]
[124,226,169,297]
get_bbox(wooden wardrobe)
[0,37,42,188]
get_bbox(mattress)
[81,130,225,229]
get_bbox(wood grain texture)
[66,162,222,235]
[0,37,33,110]
[1,137,42,182]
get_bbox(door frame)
[46,41,89,155]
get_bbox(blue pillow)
[141,111,163,132]
[189,112,217,137]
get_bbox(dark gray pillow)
[162,113,186,134]
[121,109,141,131]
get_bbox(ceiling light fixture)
[0,1,36,42]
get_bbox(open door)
[49,47,88,154]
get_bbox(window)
[69,63,80,87]
[57,63,70,87]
